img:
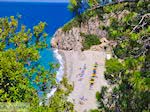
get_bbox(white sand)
[59,50,108,112]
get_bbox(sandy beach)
[59,50,108,112]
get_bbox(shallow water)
[0,2,73,68]
[0,2,73,98]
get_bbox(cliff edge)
[51,16,108,51]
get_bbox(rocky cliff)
[51,10,129,51]
[51,16,108,51]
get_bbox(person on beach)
[84,64,86,70]
[78,64,87,81]
[94,62,98,68]
[89,78,95,89]
[92,73,97,77]
[79,96,88,105]
[81,64,86,77]
[79,101,84,105]
[93,68,96,74]
[80,96,88,101]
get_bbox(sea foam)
[54,49,64,83]
[45,49,64,105]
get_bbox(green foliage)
[105,58,124,84]
[48,80,74,112]
[103,3,125,13]
[0,16,47,104]
[106,59,124,74]
[68,0,98,15]
[81,33,101,50]
[60,77,74,94]
[0,16,74,111]
[136,0,150,14]
[81,9,98,21]
[30,77,74,112]
[88,0,99,7]
[94,1,150,112]
[66,0,104,32]
[62,10,97,32]
[68,0,82,15]
[0,16,73,112]
[96,91,101,101]
[114,42,129,59]
[62,17,80,32]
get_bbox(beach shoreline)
[50,15,110,111]
[45,49,65,104]
[57,50,67,76]
[56,49,108,112]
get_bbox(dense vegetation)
[89,0,150,112]
[62,9,98,32]
[62,0,103,32]
[0,16,49,104]
[81,33,101,50]
[65,0,150,111]
[64,0,150,111]
[31,77,74,112]
[1,0,149,111]
[0,16,74,111]
[68,0,99,15]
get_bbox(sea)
[0,1,73,99]
[0,1,72,67]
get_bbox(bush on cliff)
[62,10,98,32]
[81,33,101,50]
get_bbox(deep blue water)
[0,2,73,68]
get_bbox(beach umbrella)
[92,74,96,77]
[90,78,94,84]
[94,62,98,67]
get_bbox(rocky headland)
[51,11,127,111]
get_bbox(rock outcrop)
[51,10,129,51]
[51,16,107,51]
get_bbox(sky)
[0,0,69,2]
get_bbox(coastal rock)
[51,16,108,51]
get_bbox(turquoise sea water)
[0,2,73,98]
[0,2,73,68]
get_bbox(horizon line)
[0,0,69,3]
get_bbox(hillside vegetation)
[67,0,150,111]
[0,0,149,112]
[90,1,149,112]
[0,16,74,112]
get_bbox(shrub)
[81,33,101,50]
[62,17,80,32]
[62,10,97,32]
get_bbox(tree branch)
[88,0,137,11]
[132,13,150,32]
